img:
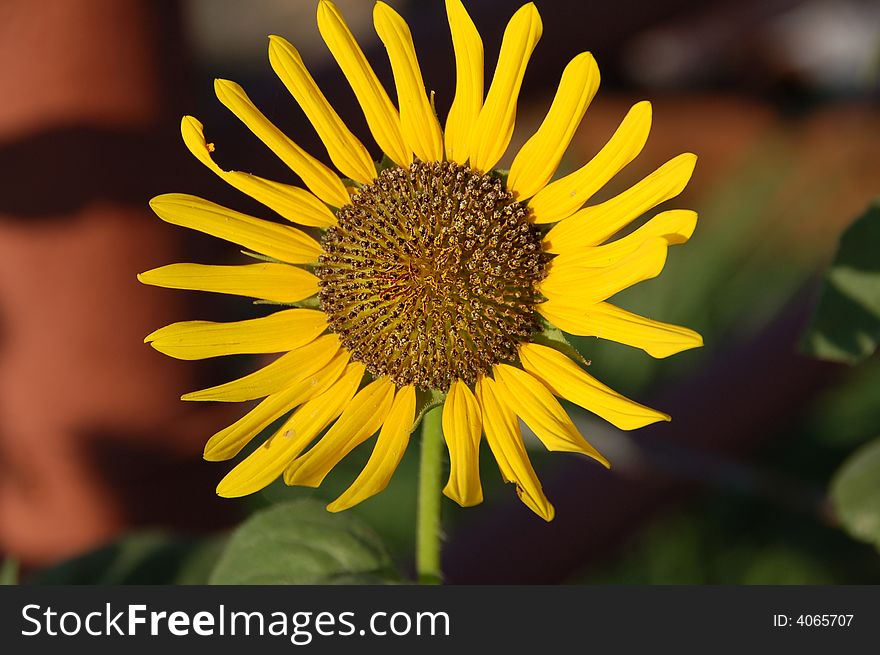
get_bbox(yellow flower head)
[140,0,702,521]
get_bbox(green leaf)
[830,437,880,551]
[31,531,226,584]
[806,359,880,448]
[739,546,832,585]
[803,198,880,363]
[208,499,400,585]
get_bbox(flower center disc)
[318,160,547,391]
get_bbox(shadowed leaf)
[831,437,880,552]
[208,499,400,584]
[31,532,226,584]
[803,198,880,363]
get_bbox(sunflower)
[140,0,702,522]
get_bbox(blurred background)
[1,0,879,584]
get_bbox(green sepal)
[490,168,510,185]
[253,296,321,309]
[239,249,285,264]
[376,154,398,174]
[429,90,440,123]
[411,388,446,435]
[532,320,591,367]
[240,250,319,274]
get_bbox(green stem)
[416,406,444,584]
[0,557,19,585]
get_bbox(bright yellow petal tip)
[519,343,670,430]
[508,52,600,200]
[468,2,542,172]
[442,380,483,507]
[212,80,350,208]
[178,116,338,228]
[138,262,319,304]
[267,35,377,185]
[148,193,322,264]
[476,376,554,521]
[214,362,364,496]
[528,101,653,224]
[326,385,416,512]
[544,152,698,250]
[316,0,411,167]
[373,2,443,163]
[493,364,610,469]
[541,237,670,306]
[283,377,394,488]
[444,0,483,164]
[144,309,327,361]
[538,301,704,358]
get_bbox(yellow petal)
[138,263,318,304]
[317,0,411,167]
[492,364,609,467]
[373,3,443,163]
[540,237,668,305]
[268,36,377,185]
[283,377,395,487]
[549,209,698,264]
[443,0,483,164]
[327,385,416,512]
[202,349,350,461]
[216,362,364,497]
[149,193,321,265]
[212,82,350,208]
[518,342,669,430]
[144,308,327,360]
[180,116,338,226]
[182,334,342,402]
[475,377,553,521]
[507,52,600,200]
[468,3,542,172]
[442,379,483,506]
[538,300,703,358]
[544,152,698,250]
[528,101,652,224]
